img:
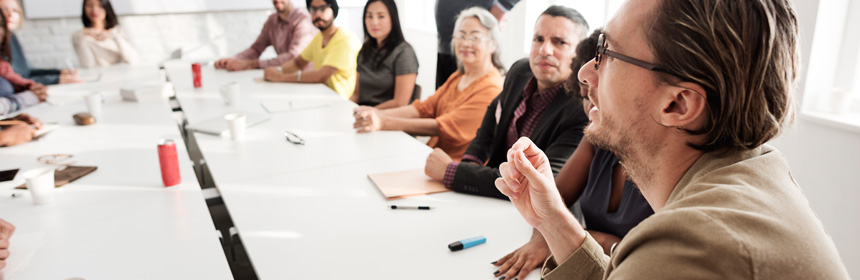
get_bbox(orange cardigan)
[412,68,503,160]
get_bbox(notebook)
[368,169,450,200]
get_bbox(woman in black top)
[349,0,418,109]
[491,29,653,280]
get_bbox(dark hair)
[647,0,799,153]
[565,28,601,95]
[358,0,405,70]
[540,5,589,40]
[306,0,339,18]
[81,0,119,30]
[0,11,10,62]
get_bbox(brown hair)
[0,11,11,62]
[647,0,800,153]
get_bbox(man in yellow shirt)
[263,0,359,99]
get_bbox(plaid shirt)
[506,77,562,149]
[443,77,562,188]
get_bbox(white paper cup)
[84,92,102,117]
[23,168,55,205]
[224,113,247,141]
[219,82,240,105]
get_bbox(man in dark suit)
[424,5,590,199]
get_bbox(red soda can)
[191,63,202,88]
[157,139,182,187]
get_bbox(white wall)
[769,0,860,276]
[17,9,274,68]
[16,2,366,70]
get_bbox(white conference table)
[164,62,433,182]
[0,65,232,279]
[163,62,542,279]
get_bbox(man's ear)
[657,82,707,129]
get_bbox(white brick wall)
[16,9,275,68]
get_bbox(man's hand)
[226,59,256,71]
[29,83,48,102]
[0,218,14,270]
[9,113,41,130]
[0,123,34,147]
[214,58,230,69]
[424,148,453,181]
[59,70,83,84]
[496,137,587,261]
[493,229,550,280]
[352,106,384,133]
[263,67,285,82]
[495,137,566,229]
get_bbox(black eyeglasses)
[308,3,331,14]
[594,33,680,78]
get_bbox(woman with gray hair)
[353,7,504,160]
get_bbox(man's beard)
[314,19,333,31]
[584,98,658,189]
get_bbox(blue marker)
[448,236,486,251]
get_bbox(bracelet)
[297,70,302,82]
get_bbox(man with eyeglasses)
[495,0,850,279]
[263,0,360,99]
[215,0,315,72]
[435,0,521,89]
[425,5,588,200]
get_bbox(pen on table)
[284,130,305,145]
[260,103,271,114]
[65,58,76,73]
[389,205,431,210]
[448,235,486,251]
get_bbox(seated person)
[490,28,653,280]
[215,0,315,71]
[352,7,504,160]
[496,0,850,278]
[263,0,360,99]
[0,218,14,270]
[0,11,47,110]
[424,6,590,198]
[349,0,418,109]
[0,0,81,84]
[0,113,41,147]
[72,0,139,68]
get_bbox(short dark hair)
[647,0,799,153]
[565,28,601,95]
[81,0,119,30]
[540,5,588,40]
[306,0,339,18]
[359,0,406,70]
